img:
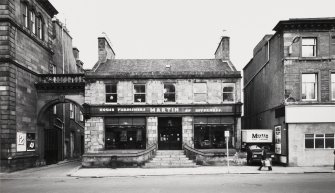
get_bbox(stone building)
[83,36,242,167]
[243,18,335,166]
[0,0,84,171]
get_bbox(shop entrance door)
[158,117,182,150]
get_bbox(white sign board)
[224,131,230,137]
[17,132,27,152]
[242,129,273,143]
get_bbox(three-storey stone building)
[243,18,335,166]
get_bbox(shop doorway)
[158,117,182,150]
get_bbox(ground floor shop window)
[305,133,334,149]
[105,117,146,150]
[194,124,233,149]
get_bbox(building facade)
[83,37,242,167]
[243,18,335,166]
[0,0,84,171]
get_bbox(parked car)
[246,145,275,165]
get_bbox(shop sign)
[242,129,273,143]
[92,105,235,116]
[275,126,281,154]
[17,132,27,152]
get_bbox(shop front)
[84,104,241,152]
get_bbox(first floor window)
[134,84,146,103]
[36,17,44,40]
[30,11,36,34]
[302,73,317,100]
[331,73,335,100]
[22,3,28,28]
[164,83,175,102]
[222,83,235,102]
[194,83,207,102]
[106,84,117,103]
[305,134,334,149]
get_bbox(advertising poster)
[17,132,27,152]
[275,126,281,154]
[27,133,36,151]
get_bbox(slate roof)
[88,59,240,79]
[94,59,236,73]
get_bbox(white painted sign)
[225,131,230,137]
[285,105,335,123]
[17,132,27,152]
[242,129,273,143]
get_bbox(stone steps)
[143,150,197,168]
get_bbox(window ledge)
[285,56,332,61]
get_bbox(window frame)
[30,10,36,34]
[305,133,335,149]
[79,111,84,122]
[193,83,207,103]
[163,83,176,103]
[301,37,317,57]
[22,3,29,28]
[36,16,44,40]
[301,73,318,101]
[69,103,74,119]
[222,83,235,103]
[133,84,146,103]
[105,84,118,103]
[331,73,335,101]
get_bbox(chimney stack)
[98,37,115,62]
[214,36,230,60]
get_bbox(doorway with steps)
[158,117,182,150]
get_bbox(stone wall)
[182,116,193,147]
[85,117,104,153]
[146,117,158,146]
[85,81,105,104]
[86,79,241,105]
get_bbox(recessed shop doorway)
[158,117,182,150]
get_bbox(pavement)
[1,160,334,178]
[70,165,335,178]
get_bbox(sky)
[49,0,335,71]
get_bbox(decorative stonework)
[182,116,193,147]
[147,117,158,146]
[85,117,104,153]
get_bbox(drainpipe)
[61,23,66,160]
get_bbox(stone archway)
[36,94,85,165]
